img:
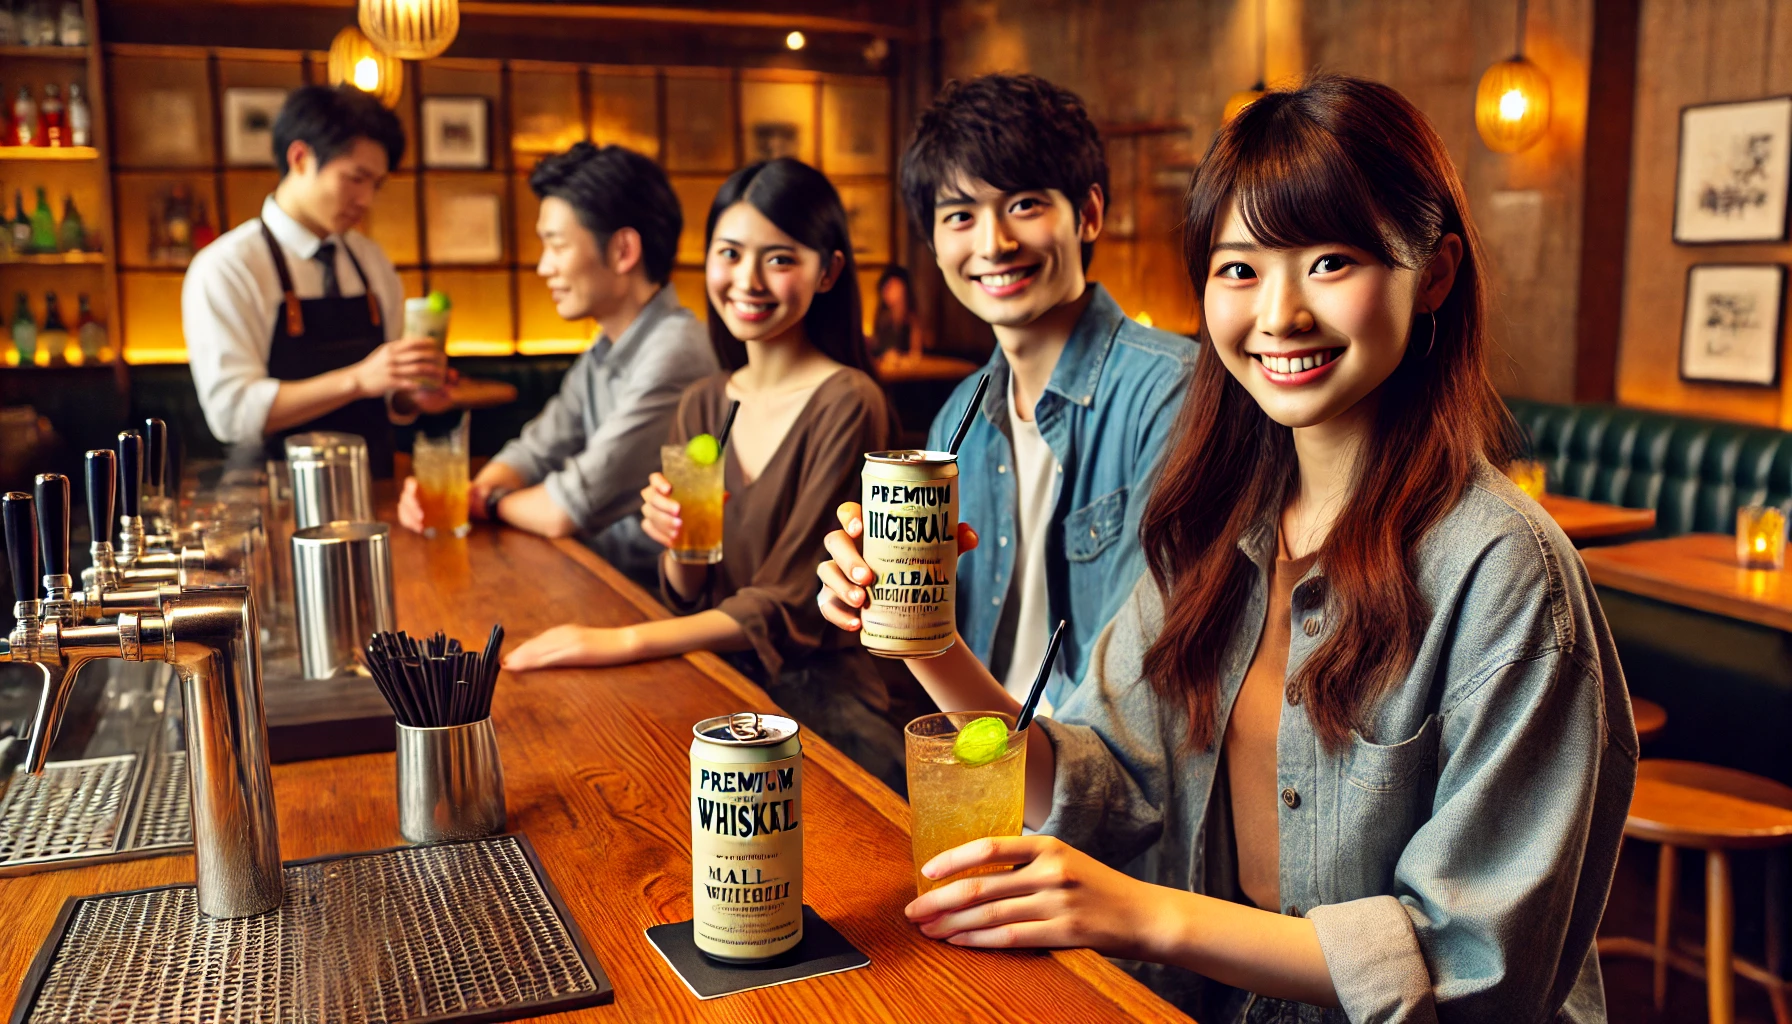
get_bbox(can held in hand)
[859,450,958,659]
[690,713,803,962]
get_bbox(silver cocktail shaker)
[285,432,375,529]
[292,522,395,679]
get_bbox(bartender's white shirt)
[181,195,404,445]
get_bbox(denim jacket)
[1038,462,1639,1023]
[926,284,1197,707]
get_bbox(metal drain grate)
[130,751,191,850]
[0,755,137,866]
[17,834,612,1024]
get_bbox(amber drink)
[905,711,1025,896]
[663,442,724,564]
[414,412,470,539]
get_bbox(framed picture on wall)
[421,97,491,169]
[1674,96,1792,244]
[1680,264,1786,386]
[223,88,288,167]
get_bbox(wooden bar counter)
[0,512,1189,1024]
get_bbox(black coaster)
[645,906,870,1000]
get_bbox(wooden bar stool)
[1598,761,1792,1023]
[1633,697,1668,745]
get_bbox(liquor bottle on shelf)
[9,192,29,254]
[193,199,217,250]
[75,293,105,362]
[17,0,52,46]
[39,84,64,147]
[57,195,81,252]
[67,83,89,147]
[55,0,81,45]
[28,187,55,253]
[0,0,17,45]
[39,290,67,364]
[164,185,193,264]
[10,291,35,366]
[10,86,38,146]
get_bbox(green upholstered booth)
[1507,398,1792,786]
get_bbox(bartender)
[182,84,448,477]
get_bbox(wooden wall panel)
[937,0,1594,395]
[1615,0,1792,426]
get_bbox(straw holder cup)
[398,718,506,843]
[292,522,396,680]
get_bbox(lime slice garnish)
[685,433,720,466]
[952,716,1010,766]
[426,289,452,313]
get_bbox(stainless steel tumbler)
[397,718,506,843]
[292,522,396,679]
[285,432,375,529]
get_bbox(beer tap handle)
[118,430,143,518]
[34,474,68,582]
[86,449,116,547]
[143,419,168,500]
[4,491,38,604]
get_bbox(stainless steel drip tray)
[11,834,613,1024]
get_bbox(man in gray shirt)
[399,143,714,579]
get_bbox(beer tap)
[60,457,179,624]
[114,429,184,582]
[2,490,284,918]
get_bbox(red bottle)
[39,85,65,148]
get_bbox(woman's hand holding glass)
[905,834,1167,958]
[817,500,978,630]
[639,473,682,549]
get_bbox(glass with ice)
[413,411,471,539]
[662,435,724,564]
[905,711,1026,896]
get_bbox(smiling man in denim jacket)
[902,74,1197,711]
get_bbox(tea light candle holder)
[1508,459,1547,499]
[1736,504,1787,570]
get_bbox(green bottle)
[9,192,29,255]
[11,291,37,365]
[28,187,56,254]
[57,196,82,252]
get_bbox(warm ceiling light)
[1475,0,1550,153]
[327,25,403,109]
[1475,56,1550,153]
[785,30,806,50]
[359,0,460,60]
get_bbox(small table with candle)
[1579,533,1792,633]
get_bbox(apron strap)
[257,219,305,338]
[337,238,383,328]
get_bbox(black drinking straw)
[945,374,989,456]
[716,400,742,450]
[366,624,504,727]
[1014,619,1066,732]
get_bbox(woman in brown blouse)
[505,158,904,790]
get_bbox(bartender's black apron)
[259,220,396,477]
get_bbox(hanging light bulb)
[1475,0,1551,153]
[359,0,460,61]
[328,25,403,109]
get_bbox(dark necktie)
[313,242,341,298]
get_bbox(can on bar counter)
[690,713,804,962]
[860,450,959,659]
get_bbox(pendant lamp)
[359,0,460,61]
[327,26,403,109]
[1475,0,1551,153]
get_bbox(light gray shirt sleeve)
[494,313,716,534]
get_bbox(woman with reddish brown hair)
[817,74,1637,1020]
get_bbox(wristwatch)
[483,487,514,522]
